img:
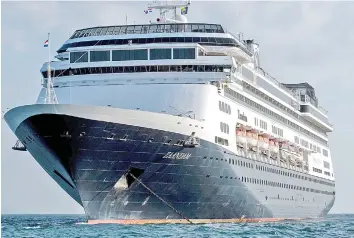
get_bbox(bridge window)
[150,48,171,60]
[112,49,148,61]
[70,51,88,63]
[173,48,195,59]
[90,50,110,62]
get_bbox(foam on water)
[2,214,354,238]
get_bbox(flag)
[181,6,188,15]
[44,39,49,47]
[148,7,152,12]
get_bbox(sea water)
[2,214,354,237]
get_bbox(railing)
[256,68,297,99]
[301,95,328,115]
[70,23,225,39]
[224,29,252,56]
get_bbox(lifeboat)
[246,131,253,145]
[250,131,258,147]
[258,134,269,151]
[269,139,279,154]
[279,141,290,161]
[236,128,247,145]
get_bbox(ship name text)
[163,152,192,160]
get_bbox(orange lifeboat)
[236,128,247,145]
[269,139,279,154]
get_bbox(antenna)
[148,0,191,23]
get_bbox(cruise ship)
[4,1,335,224]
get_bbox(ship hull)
[4,104,335,223]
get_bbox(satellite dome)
[175,14,188,23]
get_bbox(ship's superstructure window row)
[272,125,283,137]
[215,136,229,146]
[254,118,268,130]
[112,49,148,61]
[173,48,196,59]
[70,23,225,39]
[219,156,334,187]
[58,36,241,53]
[42,64,231,78]
[242,81,326,136]
[220,122,229,134]
[224,87,328,145]
[150,48,172,60]
[219,101,231,114]
[90,50,110,62]
[69,51,88,63]
[69,48,195,63]
[260,119,267,130]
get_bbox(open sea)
[1,214,354,238]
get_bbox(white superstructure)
[36,0,334,182]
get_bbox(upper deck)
[70,23,225,39]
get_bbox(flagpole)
[46,32,51,104]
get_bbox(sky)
[1,1,354,214]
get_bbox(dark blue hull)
[14,114,335,221]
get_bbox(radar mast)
[148,0,191,23]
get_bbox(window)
[219,101,231,115]
[294,136,299,144]
[90,50,110,62]
[112,49,148,61]
[324,171,331,176]
[223,87,328,146]
[58,36,238,53]
[173,48,195,59]
[323,161,330,169]
[323,149,329,157]
[42,64,232,78]
[272,125,283,137]
[150,48,171,60]
[70,51,88,63]
[215,136,229,146]
[220,122,229,134]
[301,139,309,148]
[254,118,259,127]
[260,120,267,130]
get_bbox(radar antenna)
[148,0,191,23]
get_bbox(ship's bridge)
[56,23,252,56]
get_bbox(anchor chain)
[128,172,193,224]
